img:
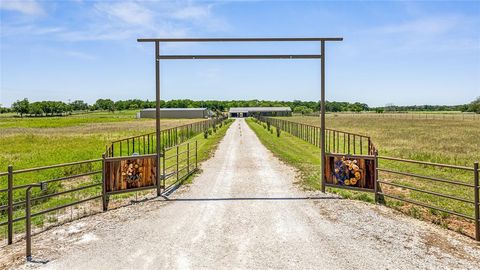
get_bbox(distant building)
[228,107,292,118]
[138,108,213,119]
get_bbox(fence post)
[374,150,379,204]
[101,154,108,211]
[187,143,190,174]
[195,140,198,170]
[7,165,13,245]
[474,162,479,241]
[176,145,179,182]
[162,148,166,189]
[25,186,32,261]
[25,183,44,261]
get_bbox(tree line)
[2,97,479,117]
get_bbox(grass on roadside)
[0,119,234,241]
[246,117,476,238]
[174,119,234,186]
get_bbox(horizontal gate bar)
[377,167,475,187]
[157,54,322,60]
[138,37,343,42]
[378,192,475,220]
[377,180,475,204]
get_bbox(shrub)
[276,128,281,137]
[204,130,208,139]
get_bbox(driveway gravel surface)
[4,118,480,270]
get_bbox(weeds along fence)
[302,112,480,121]
[256,116,376,155]
[105,117,225,157]
[376,157,479,240]
[0,116,228,253]
[0,159,103,246]
[161,141,198,192]
[254,116,479,240]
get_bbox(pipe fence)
[1,116,229,259]
[254,116,479,240]
[256,116,376,155]
[302,112,480,121]
[106,117,225,157]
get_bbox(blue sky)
[0,0,479,107]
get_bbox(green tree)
[12,98,30,117]
[29,102,44,116]
[94,99,115,112]
[70,100,89,111]
[467,97,480,114]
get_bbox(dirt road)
[11,118,480,269]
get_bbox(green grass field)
[248,117,479,238]
[0,113,232,242]
[0,110,204,171]
[281,115,479,166]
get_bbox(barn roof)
[141,108,208,111]
[229,107,292,113]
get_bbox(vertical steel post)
[374,150,379,204]
[155,41,162,196]
[25,186,32,261]
[474,162,479,241]
[320,41,326,193]
[162,148,166,189]
[187,143,190,174]
[176,146,179,181]
[7,165,13,245]
[101,154,107,211]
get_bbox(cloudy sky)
[1,0,479,107]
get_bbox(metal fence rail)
[376,156,479,241]
[106,117,225,157]
[1,116,229,254]
[162,141,198,191]
[303,112,480,121]
[256,116,376,155]
[0,159,103,247]
[253,116,479,240]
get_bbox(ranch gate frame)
[137,37,343,195]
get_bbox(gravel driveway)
[7,118,480,269]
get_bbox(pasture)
[253,116,480,237]
[281,115,479,167]
[0,112,231,243]
[0,110,203,170]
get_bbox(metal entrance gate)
[102,141,198,210]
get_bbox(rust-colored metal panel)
[105,156,157,193]
[324,154,375,191]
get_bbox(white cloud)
[0,0,44,16]
[373,16,461,36]
[1,1,229,42]
[172,5,211,20]
[94,2,153,26]
[355,14,479,54]
[64,51,95,60]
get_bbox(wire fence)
[254,116,479,240]
[301,112,480,121]
[256,116,376,155]
[106,117,225,157]
[0,116,228,252]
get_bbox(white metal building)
[228,107,292,118]
[138,108,213,119]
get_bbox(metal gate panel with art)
[324,154,375,192]
[104,154,158,194]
